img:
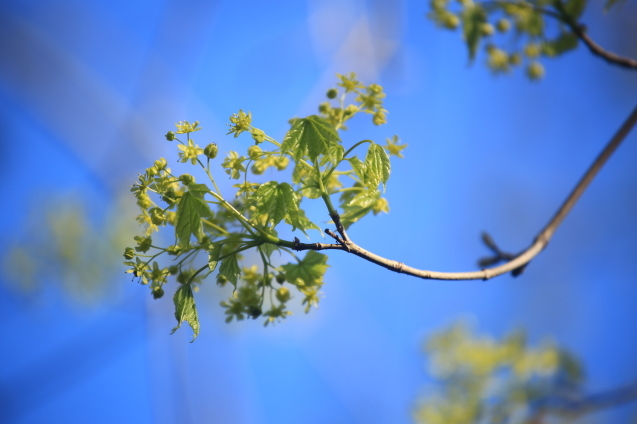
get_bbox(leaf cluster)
[124,74,406,340]
[414,323,585,424]
[427,0,594,79]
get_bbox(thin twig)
[550,0,637,70]
[533,1,637,69]
[291,104,637,280]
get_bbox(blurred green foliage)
[414,323,585,424]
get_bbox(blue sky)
[1,0,636,423]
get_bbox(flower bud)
[123,247,135,259]
[247,145,261,160]
[152,286,165,299]
[154,158,168,170]
[481,23,495,36]
[526,62,545,80]
[326,88,338,99]
[204,143,218,159]
[165,131,176,141]
[276,273,286,284]
[496,18,510,32]
[276,287,291,303]
[179,173,195,185]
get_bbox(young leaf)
[281,250,329,287]
[251,181,299,226]
[218,252,241,287]
[281,115,340,161]
[175,192,210,248]
[462,4,487,61]
[339,189,381,229]
[171,284,200,342]
[285,207,321,236]
[348,157,367,182]
[364,143,391,191]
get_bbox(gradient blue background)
[1,1,636,423]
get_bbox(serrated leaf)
[281,115,340,161]
[170,284,200,342]
[281,251,328,287]
[348,157,366,181]
[462,4,487,60]
[251,181,299,226]
[364,143,391,190]
[324,143,345,166]
[218,252,241,288]
[187,183,211,195]
[175,192,211,248]
[208,245,220,272]
[285,207,321,236]
[340,190,380,229]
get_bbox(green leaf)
[562,0,587,19]
[542,32,579,57]
[175,192,211,248]
[251,181,299,226]
[285,207,321,236]
[364,143,391,190]
[281,251,329,287]
[281,115,340,161]
[324,143,345,166]
[340,189,380,229]
[348,157,366,181]
[462,4,487,60]
[170,284,200,342]
[218,252,241,288]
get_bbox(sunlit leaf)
[364,143,391,190]
[281,250,329,287]
[281,115,340,161]
[218,252,241,288]
[251,181,299,226]
[175,192,211,248]
[170,284,200,342]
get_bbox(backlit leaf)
[175,192,211,248]
[281,115,340,161]
[364,143,391,190]
[170,284,200,342]
[281,251,329,287]
[219,252,241,288]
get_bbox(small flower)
[336,72,364,93]
[227,110,252,138]
[263,304,292,326]
[178,139,204,165]
[384,135,407,158]
[175,120,202,134]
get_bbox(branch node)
[293,237,301,251]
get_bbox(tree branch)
[488,1,637,70]
[288,104,637,281]
[541,2,637,70]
